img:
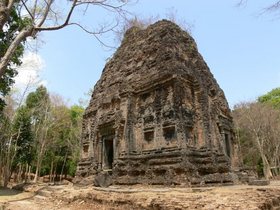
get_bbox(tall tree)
[0,93,18,187]
[0,113,13,186]
[38,98,84,182]
[13,106,33,167]
[24,85,51,182]
[0,87,84,186]
[233,102,280,179]
[0,4,25,111]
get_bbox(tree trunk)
[3,164,9,187]
[49,160,53,183]
[60,153,67,182]
[0,151,3,186]
[27,165,31,182]
[0,26,34,78]
[3,136,13,187]
[24,163,28,183]
[53,162,57,183]
[33,149,43,183]
[33,141,46,183]
[0,4,8,32]
[254,136,273,179]
[261,153,273,179]
[18,164,22,183]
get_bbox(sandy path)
[0,181,280,209]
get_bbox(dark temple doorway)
[100,123,115,170]
[224,133,231,157]
[103,138,114,170]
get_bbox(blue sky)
[22,0,280,108]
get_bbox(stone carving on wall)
[75,20,239,186]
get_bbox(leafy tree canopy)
[26,86,49,109]
[70,105,84,126]
[0,5,25,111]
[258,88,280,109]
[13,106,34,165]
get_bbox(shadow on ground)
[0,188,21,197]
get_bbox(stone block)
[248,179,270,186]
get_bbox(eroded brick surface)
[75,20,239,186]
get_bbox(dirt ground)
[1,181,280,210]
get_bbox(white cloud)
[14,52,46,90]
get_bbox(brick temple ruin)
[76,20,240,186]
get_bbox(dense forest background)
[0,86,84,187]
[233,88,280,179]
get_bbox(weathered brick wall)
[75,20,239,186]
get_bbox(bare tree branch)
[237,0,280,13]
[35,0,77,31]
[20,0,34,20]
[0,26,34,78]
[265,1,280,12]
[32,0,38,18]
[7,0,16,10]
[68,22,117,49]
[36,0,53,27]
[0,0,133,83]
[236,0,246,7]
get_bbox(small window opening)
[83,145,89,153]
[144,130,154,142]
[141,93,150,102]
[163,126,176,141]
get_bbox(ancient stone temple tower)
[76,20,239,186]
